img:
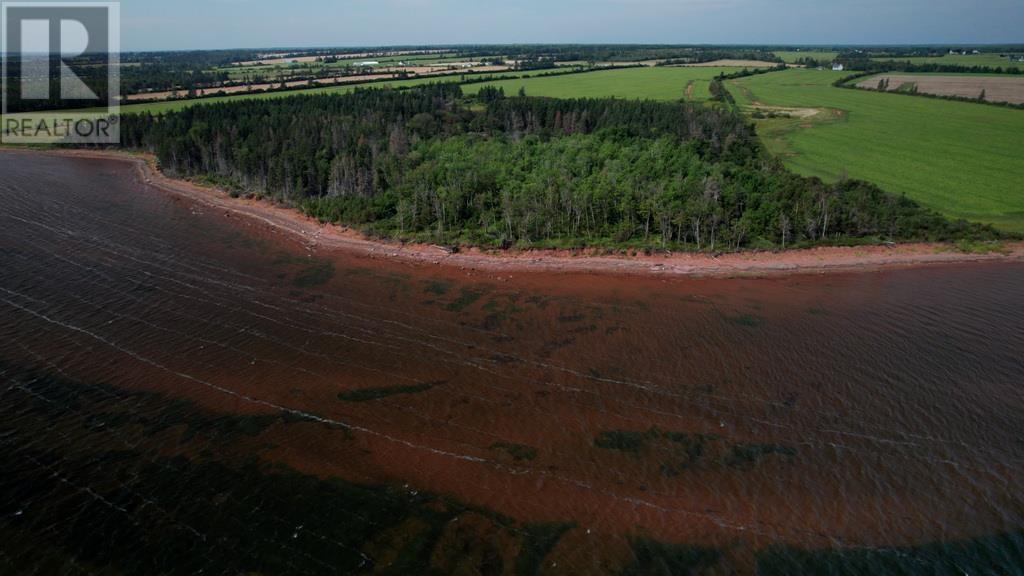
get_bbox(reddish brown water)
[1,152,1023,574]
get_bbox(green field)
[774,50,838,63]
[462,66,749,101]
[728,68,1024,232]
[872,53,1024,69]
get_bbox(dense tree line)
[835,55,1023,76]
[119,84,998,250]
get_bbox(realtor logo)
[2,1,120,144]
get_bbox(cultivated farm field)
[856,73,1024,104]
[461,66,752,101]
[729,68,1024,232]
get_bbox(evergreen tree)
[117,83,999,251]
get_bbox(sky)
[120,0,1024,51]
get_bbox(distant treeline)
[3,56,116,113]
[841,58,1022,76]
[119,50,253,93]
[459,45,784,64]
[118,84,998,251]
[775,45,1023,58]
[2,51,243,111]
[866,46,1024,58]
[788,51,1023,75]
[125,65,637,106]
[458,64,643,86]
[5,46,789,106]
[658,53,784,67]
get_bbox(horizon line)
[5,42,1023,55]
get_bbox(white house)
[831,63,845,71]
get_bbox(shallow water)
[1,152,1022,574]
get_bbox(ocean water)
[1,152,1022,575]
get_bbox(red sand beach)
[12,148,1024,279]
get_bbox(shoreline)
[9,147,1024,278]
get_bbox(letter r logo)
[19,17,97,99]
[2,2,120,144]
[2,2,119,101]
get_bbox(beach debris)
[431,244,458,255]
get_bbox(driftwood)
[430,244,458,255]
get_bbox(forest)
[119,83,998,251]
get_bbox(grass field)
[728,68,1024,232]
[461,66,751,101]
[774,50,838,63]
[872,53,1024,69]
